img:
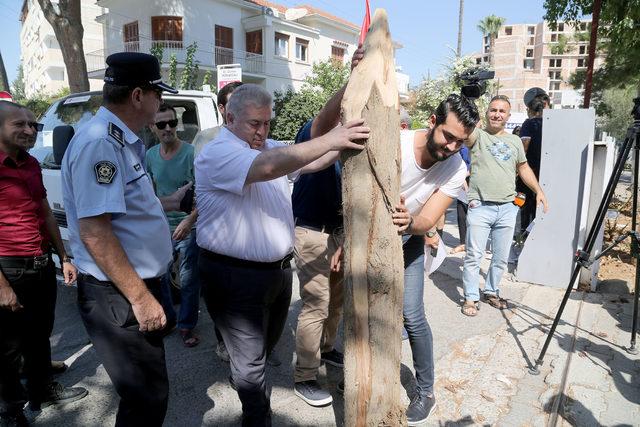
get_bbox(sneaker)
[336,380,344,394]
[406,394,436,426]
[294,380,333,407]
[216,341,230,363]
[0,410,29,427]
[320,349,344,368]
[29,382,88,411]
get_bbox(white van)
[30,90,222,260]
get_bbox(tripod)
[530,98,640,375]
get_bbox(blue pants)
[160,229,200,330]
[463,200,519,301]
[403,234,434,397]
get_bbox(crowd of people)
[0,47,551,427]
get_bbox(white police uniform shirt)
[195,127,294,262]
[61,106,172,281]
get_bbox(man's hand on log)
[393,195,412,234]
[351,44,365,71]
[330,245,343,273]
[325,119,369,151]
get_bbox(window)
[528,26,535,35]
[476,57,482,65]
[549,71,562,80]
[275,32,289,57]
[577,58,587,68]
[246,30,262,55]
[550,33,557,42]
[504,26,512,36]
[526,49,534,58]
[529,36,535,45]
[523,59,535,70]
[549,81,560,91]
[558,23,564,32]
[151,16,183,48]
[331,46,345,63]
[215,25,233,64]
[579,22,587,31]
[123,21,139,52]
[579,45,587,55]
[549,58,562,67]
[295,38,308,62]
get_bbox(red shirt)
[0,150,49,256]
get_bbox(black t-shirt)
[291,120,342,228]
[520,117,543,177]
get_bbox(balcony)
[86,39,265,77]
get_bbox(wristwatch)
[426,230,437,238]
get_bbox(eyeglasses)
[28,122,44,132]
[155,119,178,130]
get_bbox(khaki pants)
[293,226,343,382]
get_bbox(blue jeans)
[403,234,434,397]
[463,200,519,301]
[160,229,200,330]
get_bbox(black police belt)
[201,249,292,270]
[0,254,49,271]
[295,217,339,235]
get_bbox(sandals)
[179,329,200,348]
[484,294,508,310]
[461,300,479,317]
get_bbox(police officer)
[61,52,178,427]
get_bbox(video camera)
[459,68,495,99]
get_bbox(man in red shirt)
[0,102,87,426]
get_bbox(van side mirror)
[53,125,75,166]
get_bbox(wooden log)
[340,9,405,426]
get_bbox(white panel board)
[517,109,596,288]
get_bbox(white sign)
[217,64,242,91]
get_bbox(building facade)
[476,20,604,112]
[20,0,105,98]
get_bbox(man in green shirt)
[461,95,548,316]
[146,104,200,347]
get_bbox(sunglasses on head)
[155,119,178,130]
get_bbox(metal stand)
[530,98,640,375]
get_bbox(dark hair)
[158,103,177,119]
[103,83,160,105]
[512,125,522,136]
[434,94,479,130]
[217,81,243,107]
[0,101,25,126]
[529,97,545,115]
[533,93,550,108]
[490,94,511,106]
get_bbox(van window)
[140,100,200,149]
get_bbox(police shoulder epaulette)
[108,122,125,147]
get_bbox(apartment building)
[19,0,105,98]
[476,20,604,112]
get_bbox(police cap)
[104,52,178,94]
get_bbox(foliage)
[595,85,637,141]
[168,54,178,88]
[202,70,212,88]
[14,87,71,119]
[410,55,497,128]
[550,34,574,55]
[150,44,164,64]
[270,59,350,140]
[477,14,506,59]
[180,42,199,90]
[10,65,25,100]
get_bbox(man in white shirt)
[195,83,369,426]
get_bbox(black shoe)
[29,382,88,411]
[320,349,344,368]
[336,380,344,394]
[406,394,436,426]
[0,411,29,427]
[294,380,333,407]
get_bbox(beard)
[426,128,458,162]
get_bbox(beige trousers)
[293,226,343,382]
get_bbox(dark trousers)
[199,253,293,427]
[77,275,169,427]
[0,257,56,414]
[457,200,469,245]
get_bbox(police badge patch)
[95,161,117,184]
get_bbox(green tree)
[596,85,637,140]
[180,42,198,90]
[477,14,506,62]
[168,54,178,88]
[270,59,350,140]
[20,87,71,119]
[10,65,25,100]
[550,34,574,55]
[202,70,212,88]
[0,50,9,92]
[150,44,164,64]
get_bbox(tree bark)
[340,9,404,426]
[37,0,89,93]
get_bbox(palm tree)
[477,14,506,64]
[457,0,464,57]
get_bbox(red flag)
[358,0,371,45]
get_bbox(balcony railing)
[86,39,265,76]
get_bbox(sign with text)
[217,64,242,91]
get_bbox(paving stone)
[565,352,612,390]
[563,384,607,425]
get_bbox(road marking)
[64,343,93,367]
